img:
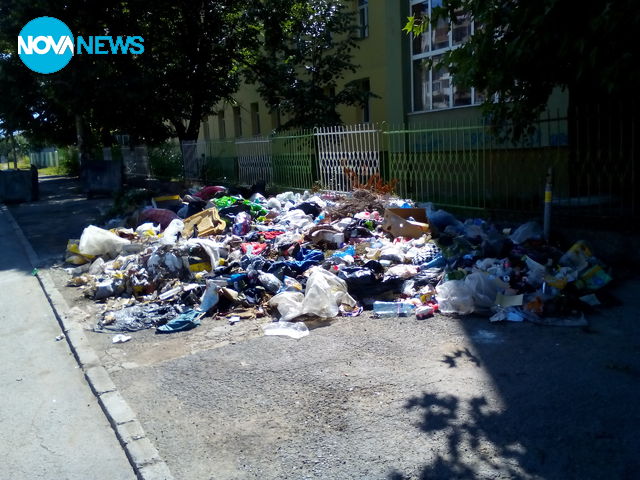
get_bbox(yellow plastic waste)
[65,239,95,265]
[183,207,226,238]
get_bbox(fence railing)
[29,148,59,168]
[32,109,637,222]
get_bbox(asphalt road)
[10,175,640,479]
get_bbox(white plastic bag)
[509,221,542,245]
[160,219,184,245]
[79,225,131,257]
[269,292,305,322]
[302,267,356,318]
[199,279,219,311]
[135,222,160,236]
[464,272,502,310]
[436,280,475,315]
[262,321,309,339]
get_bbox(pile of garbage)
[64,185,613,339]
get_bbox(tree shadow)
[390,316,640,479]
[440,347,481,368]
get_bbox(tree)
[0,0,251,151]
[404,0,640,138]
[128,0,251,142]
[245,0,371,130]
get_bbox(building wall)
[199,1,568,142]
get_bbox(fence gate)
[315,124,381,192]
[122,146,151,179]
[235,137,272,185]
[181,141,208,182]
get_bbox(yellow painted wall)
[199,1,568,142]
[201,1,408,141]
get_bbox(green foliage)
[245,0,371,129]
[405,0,640,139]
[0,0,251,148]
[57,146,80,176]
[148,143,183,181]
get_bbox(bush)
[57,147,81,176]
[148,143,183,180]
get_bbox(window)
[271,109,281,130]
[358,0,369,38]
[410,0,481,112]
[217,110,226,139]
[233,106,242,138]
[250,102,261,136]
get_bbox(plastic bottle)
[373,301,416,318]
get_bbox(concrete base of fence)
[0,169,34,203]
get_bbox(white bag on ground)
[464,272,503,310]
[269,292,305,322]
[79,225,130,257]
[160,219,184,245]
[436,280,475,315]
[302,267,356,318]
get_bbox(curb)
[1,204,175,480]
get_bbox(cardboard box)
[382,208,430,239]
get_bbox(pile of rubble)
[64,185,613,339]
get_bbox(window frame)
[358,0,369,39]
[409,0,479,114]
[233,106,242,138]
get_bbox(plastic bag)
[199,280,220,311]
[258,272,283,294]
[269,292,305,322]
[160,219,184,245]
[156,309,201,333]
[464,272,503,310]
[435,280,475,315]
[79,225,131,257]
[425,203,464,233]
[302,267,356,318]
[262,321,309,339]
[232,211,252,236]
[135,222,160,237]
[509,221,542,245]
[65,239,95,265]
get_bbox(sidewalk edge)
[1,204,175,480]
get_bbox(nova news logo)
[18,16,144,74]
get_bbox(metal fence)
[38,107,635,223]
[29,148,59,168]
[386,115,570,214]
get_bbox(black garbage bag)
[290,202,322,218]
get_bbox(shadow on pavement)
[7,176,112,267]
[390,279,640,479]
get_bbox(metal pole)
[543,167,553,241]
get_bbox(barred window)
[410,0,479,112]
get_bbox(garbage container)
[0,169,34,203]
[81,159,122,198]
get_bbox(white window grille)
[410,0,480,112]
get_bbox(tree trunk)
[8,130,18,169]
[75,113,87,166]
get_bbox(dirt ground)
[11,176,640,479]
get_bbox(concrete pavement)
[0,206,136,480]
